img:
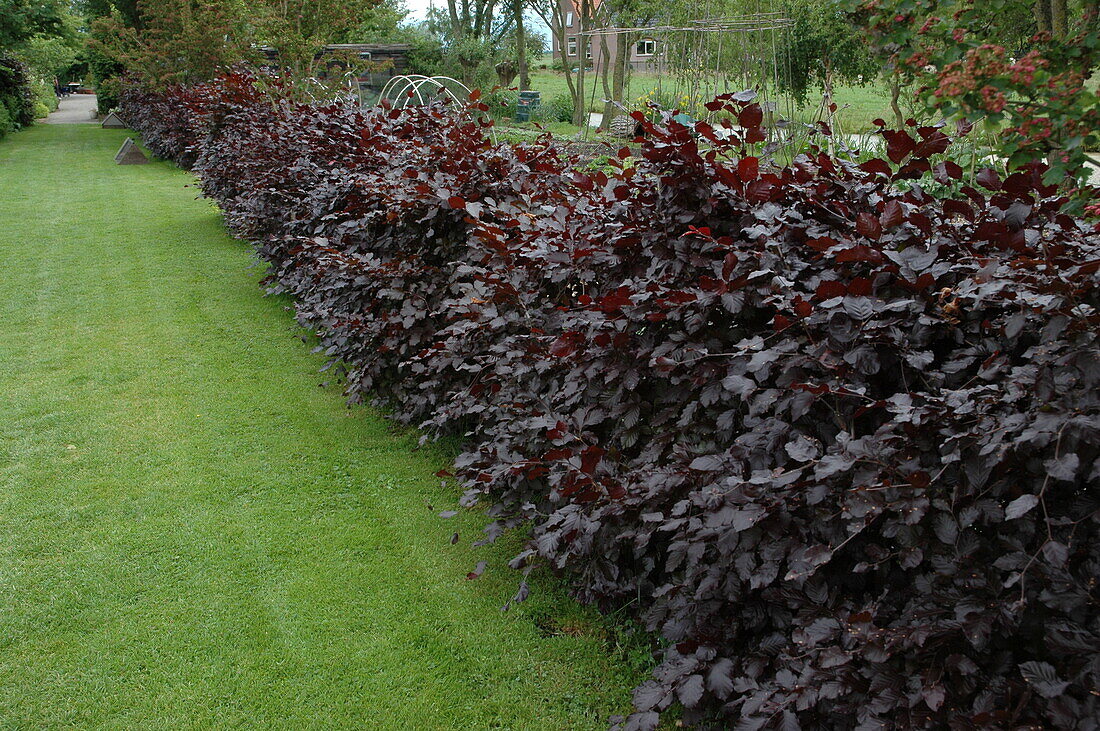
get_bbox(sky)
[403,0,436,21]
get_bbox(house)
[550,0,661,74]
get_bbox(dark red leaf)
[856,212,883,240]
[859,158,892,177]
[882,129,916,164]
[815,280,848,299]
[580,446,605,474]
[976,168,1002,191]
[880,200,905,230]
[738,105,763,129]
[836,245,885,263]
[738,156,759,181]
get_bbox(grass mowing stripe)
[0,124,644,729]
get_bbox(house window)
[636,38,656,56]
[566,11,574,26]
[586,43,592,59]
[567,37,577,56]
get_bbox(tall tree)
[778,0,877,126]
[532,0,595,125]
[254,0,384,81]
[90,0,253,86]
[439,0,517,84]
[513,0,529,88]
[338,0,410,43]
[593,0,661,124]
[0,0,69,51]
[79,0,143,28]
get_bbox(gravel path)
[41,94,99,124]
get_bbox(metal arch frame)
[376,74,497,143]
[378,74,472,109]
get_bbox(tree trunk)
[602,30,628,122]
[599,32,612,123]
[823,60,835,156]
[514,0,528,89]
[447,0,464,39]
[571,0,590,127]
[889,74,904,129]
[1034,0,1052,33]
[459,57,478,85]
[533,0,577,119]
[495,59,517,86]
[1051,0,1068,37]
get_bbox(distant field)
[502,68,903,135]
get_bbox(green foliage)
[253,0,379,81]
[14,31,81,80]
[337,0,410,43]
[483,86,516,118]
[0,0,77,132]
[853,0,1100,211]
[536,91,574,122]
[340,12,444,76]
[424,0,524,85]
[442,35,497,81]
[32,78,58,113]
[405,28,444,75]
[89,0,256,88]
[3,0,82,108]
[0,102,12,137]
[79,0,142,27]
[91,0,398,99]
[0,0,69,50]
[0,56,34,136]
[86,44,124,113]
[498,26,547,65]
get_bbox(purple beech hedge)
[120,73,1100,729]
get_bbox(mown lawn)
[501,68,900,136]
[0,124,646,728]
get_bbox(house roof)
[256,44,411,55]
[564,0,605,14]
[256,44,412,61]
[321,44,412,53]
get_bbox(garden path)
[41,93,99,124]
[0,124,639,727]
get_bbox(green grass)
[785,83,901,135]
[500,69,901,135]
[0,124,647,728]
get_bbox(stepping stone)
[114,138,148,165]
[101,111,128,129]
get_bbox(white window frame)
[636,38,656,56]
[566,11,574,26]
[567,36,577,56]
